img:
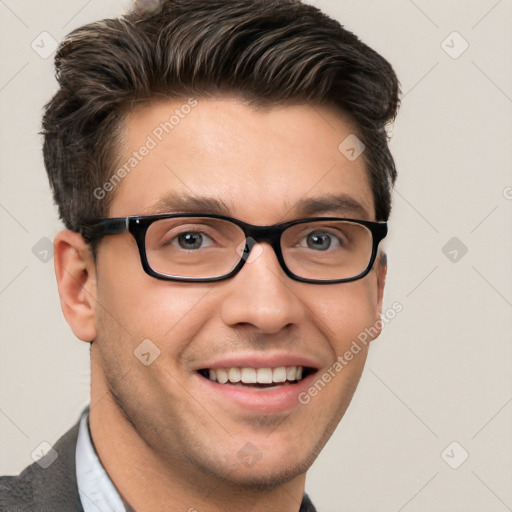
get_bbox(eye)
[173,231,213,250]
[302,231,342,251]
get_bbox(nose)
[220,242,305,334]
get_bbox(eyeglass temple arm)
[80,218,129,241]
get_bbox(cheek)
[95,240,215,353]
[310,278,380,351]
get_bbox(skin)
[54,98,386,512]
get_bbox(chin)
[194,434,325,490]
[226,452,318,490]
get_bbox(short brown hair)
[42,0,400,231]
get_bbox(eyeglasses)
[81,213,387,284]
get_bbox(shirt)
[75,410,127,512]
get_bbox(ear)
[368,251,387,342]
[375,251,387,321]
[54,230,98,342]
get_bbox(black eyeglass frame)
[81,213,387,285]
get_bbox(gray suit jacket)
[0,413,318,512]
[0,417,83,511]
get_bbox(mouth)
[197,366,317,389]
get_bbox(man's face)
[90,98,385,486]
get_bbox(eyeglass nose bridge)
[234,224,289,274]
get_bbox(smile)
[199,365,312,385]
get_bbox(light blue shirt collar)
[75,409,128,512]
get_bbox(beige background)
[1,1,511,510]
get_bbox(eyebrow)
[145,192,370,220]
[145,193,234,216]
[291,194,370,219]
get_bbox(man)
[0,0,399,510]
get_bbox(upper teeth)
[207,366,304,384]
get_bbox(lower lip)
[195,371,317,414]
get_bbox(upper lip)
[193,352,322,371]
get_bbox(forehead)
[109,97,375,222]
